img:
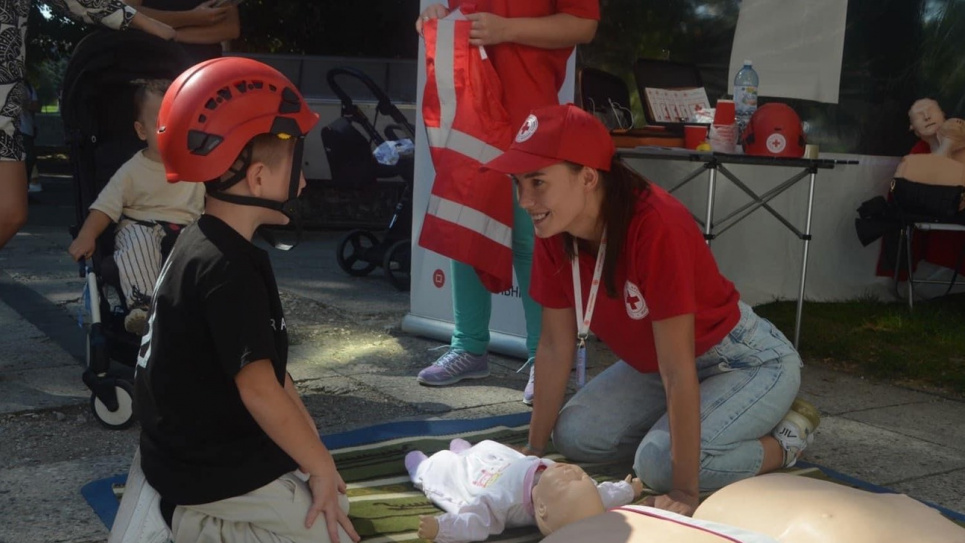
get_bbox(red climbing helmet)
[741,103,806,158]
[157,57,319,183]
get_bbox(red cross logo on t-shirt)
[623,280,649,320]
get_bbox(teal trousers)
[449,191,542,358]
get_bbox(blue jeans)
[553,301,801,492]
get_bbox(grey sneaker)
[772,398,821,467]
[417,349,489,386]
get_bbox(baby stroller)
[321,67,415,291]
[61,30,192,429]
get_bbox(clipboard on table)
[633,58,710,134]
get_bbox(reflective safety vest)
[418,11,515,293]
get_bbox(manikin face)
[909,99,945,139]
[514,162,594,239]
[531,463,605,535]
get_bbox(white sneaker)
[772,398,821,467]
[27,182,42,193]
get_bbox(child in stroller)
[61,29,193,429]
[68,79,204,335]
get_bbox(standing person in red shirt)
[414,0,598,404]
[483,104,817,517]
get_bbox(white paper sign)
[729,0,848,104]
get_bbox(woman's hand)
[188,0,229,26]
[129,12,176,40]
[519,443,546,457]
[415,3,449,36]
[306,469,360,542]
[466,12,511,46]
[643,489,699,517]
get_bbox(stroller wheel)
[336,229,380,277]
[91,380,136,430]
[383,239,411,292]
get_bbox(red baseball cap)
[483,104,615,174]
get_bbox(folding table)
[617,147,859,348]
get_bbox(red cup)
[684,125,708,150]
[714,99,736,125]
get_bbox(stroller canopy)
[61,29,193,141]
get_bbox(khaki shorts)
[172,473,353,543]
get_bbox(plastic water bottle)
[733,60,759,137]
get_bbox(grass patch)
[754,294,965,396]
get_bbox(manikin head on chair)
[156,57,319,241]
[531,463,607,536]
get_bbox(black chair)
[893,217,965,310]
[578,67,634,131]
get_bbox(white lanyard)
[571,229,606,388]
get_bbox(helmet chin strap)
[207,138,306,250]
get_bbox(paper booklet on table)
[643,87,711,124]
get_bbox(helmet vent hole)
[268,84,277,92]
[279,87,301,114]
[187,130,224,156]
[235,82,248,94]
[217,87,232,101]
[198,114,207,123]
[205,98,217,110]
[252,81,264,89]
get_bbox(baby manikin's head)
[531,463,606,535]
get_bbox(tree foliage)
[26,4,86,105]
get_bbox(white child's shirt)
[90,150,204,226]
[411,440,636,543]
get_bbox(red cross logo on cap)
[516,114,539,143]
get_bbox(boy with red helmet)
[133,57,359,543]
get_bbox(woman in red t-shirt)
[483,104,814,517]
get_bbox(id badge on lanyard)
[572,229,606,390]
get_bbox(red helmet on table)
[741,103,806,158]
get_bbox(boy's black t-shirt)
[135,214,297,505]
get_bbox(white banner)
[729,0,848,104]
[402,1,577,358]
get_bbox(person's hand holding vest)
[466,12,511,46]
[416,3,450,36]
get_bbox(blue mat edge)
[82,412,965,530]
